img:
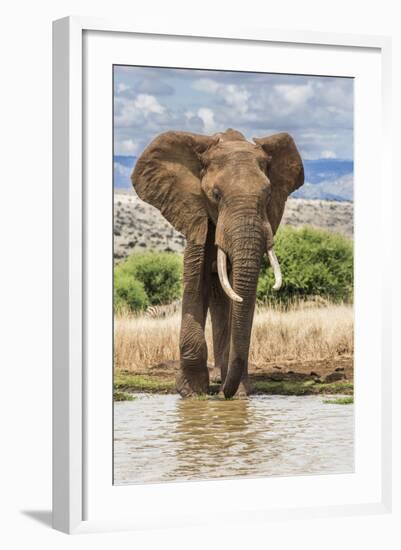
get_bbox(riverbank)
[114,355,353,399]
[114,302,353,399]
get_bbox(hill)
[114,190,353,261]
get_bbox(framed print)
[52,17,392,534]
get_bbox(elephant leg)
[210,257,250,397]
[176,242,210,398]
[235,365,252,398]
[209,272,231,386]
[210,279,251,397]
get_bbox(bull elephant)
[132,128,304,398]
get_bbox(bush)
[114,271,149,314]
[257,226,353,304]
[114,229,353,314]
[114,252,183,313]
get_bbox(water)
[114,394,354,485]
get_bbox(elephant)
[131,128,304,398]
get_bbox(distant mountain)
[294,159,353,202]
[303,159,353,184]
[293,173,353,202]
[114,155,353,202]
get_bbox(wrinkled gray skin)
[132,128,304,398]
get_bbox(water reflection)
[172,398,254,478]
[114,395,353,485]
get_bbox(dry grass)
[250,304,353,365]
[114,312,181,372]
[114,302,353,373]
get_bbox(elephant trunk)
[221,219,264,398]
[217,244,282,301]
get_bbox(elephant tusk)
[217,248,243,303]
[268,248,282,291]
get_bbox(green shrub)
[257,226,353,304]
[114,229,352,313]
[114,270,149,313]
[114,252,183,312]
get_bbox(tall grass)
[250,304,353,364]
[114,302,353,372]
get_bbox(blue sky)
[113,66,354,200]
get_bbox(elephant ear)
[253,133,304,234]
[131,131,213,244]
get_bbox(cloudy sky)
[114,65,353,160]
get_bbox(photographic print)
[113,66,354,485]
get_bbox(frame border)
[52,16,392,534]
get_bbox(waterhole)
[114,394,353,485]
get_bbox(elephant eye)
[258,154,272,172]
[263,182,272,201]
[258,159,268,172]
[212,187,221,201]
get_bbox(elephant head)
[132,129,304,398]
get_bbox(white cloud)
[193,78,220,93]
[134,94,165,114]
[117,83,129,93]
[113,161,131,177]
[193,79,249,115]
[224,85,250,114]
[274,82,314,107]
[114,67,354,161]
[114,94,165,127]
[321,150,337,159]
[116,139,139,155]
[295,128,352,160]
[197,108,216,133]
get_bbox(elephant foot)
[219,377,252,399]
[176,367,209,398]
[209,365,222,383]
[235,378,252,398]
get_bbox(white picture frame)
[52,16,392,534]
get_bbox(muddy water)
[114,395,353,485]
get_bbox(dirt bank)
[114,356,353,397]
